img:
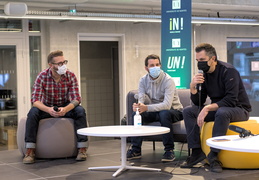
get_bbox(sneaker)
[23,148,35,164]
[76,147,87,161]
[127,149,141,160]
[207,152,223,173]
[180,151,206,168]
[161,150,175,162]
[209,159,223,173]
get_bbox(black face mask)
[197,61,210,73]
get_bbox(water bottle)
[134,108,142,127]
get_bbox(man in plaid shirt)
[23,50,88,164]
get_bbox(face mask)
[56,64,67,75]
[149,66,161,79]
[197,61,210,73]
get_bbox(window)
[29,36,42,91]
[28,20,40,32]
[227,38,259,116]
[0,19,22,32]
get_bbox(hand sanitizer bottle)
[134,108,142,127]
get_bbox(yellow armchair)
[200,119,259,169]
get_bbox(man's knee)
[215,107,230,120]
[158,110,172,125]
[182,105,196,119]
[27,107,40,118]
[74,106,86,116]
[159,110,171,118]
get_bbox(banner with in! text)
[161,0,192,89]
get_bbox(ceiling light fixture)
[0,10,259,25]
[191,17,259,26]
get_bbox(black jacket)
[191,60,251,112]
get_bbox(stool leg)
[153,141,155,151]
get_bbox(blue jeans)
[25,104,88,149]
[183,105,249,153]
[130,109,183,152]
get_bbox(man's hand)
[57,107,69,116]
[197,108,208,127]
[132,103,139,112]
[48,106,68,117]
[48,107,60,117]
[138,103,148,114]
[193,72,204,85]
[132,103,148,114]
[190,72,205,93]
[197,104,219,127]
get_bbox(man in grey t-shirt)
[127,54,183,162]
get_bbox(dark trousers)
[183,105,249,153]
[25,105,88,145]
[130,109,183,152]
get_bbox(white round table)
[206,135,259,153]
[77,125,170,177]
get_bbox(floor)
[1,139,259,180]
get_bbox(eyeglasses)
[52,60,68,66]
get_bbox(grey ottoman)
[17,117,78,158]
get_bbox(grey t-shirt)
[138,70,183,112]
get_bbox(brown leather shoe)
[23,148,35,164]
[76,147,87,161]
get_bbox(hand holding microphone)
[197,69,204,91]
[53,106,59,112]
[198,69,204,74]
[49,106,60,118]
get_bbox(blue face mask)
[149,66,161,79]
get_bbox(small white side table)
[77,125,170,177]
[206,135,259,153]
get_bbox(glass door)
[0,39,29,150]
[0,45,17,150]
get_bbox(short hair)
[47,50,63,63]
[195,43,217,61]
[144,54,161,67]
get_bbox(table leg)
[88,137,161,177]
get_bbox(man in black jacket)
[180,43,251,173]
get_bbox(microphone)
[134,94,139,103]
[198,69,203,91]
[229,125,254,138]
[53,106,59,112]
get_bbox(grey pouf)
[17,117,78,158]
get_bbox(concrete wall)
[42,20,259,117]
[44,20,161,93]
[44,20,259,90]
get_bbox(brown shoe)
[76,147,87,161]
[23,148,35,164]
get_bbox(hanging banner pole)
[161,0,192,89]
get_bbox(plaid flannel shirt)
[31,67,81,106]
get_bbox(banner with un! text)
[161,0,192,89]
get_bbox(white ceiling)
[0,0,259,19]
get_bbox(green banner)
[161,0,192,89]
